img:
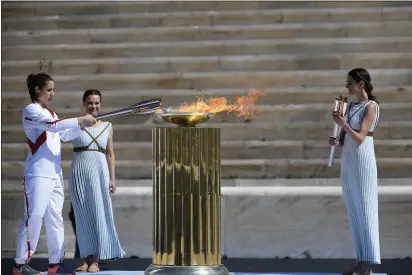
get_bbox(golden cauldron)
[145,108,228,275]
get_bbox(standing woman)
[329,68,380,275]
[69,89,125,273]
[13,73,97,275]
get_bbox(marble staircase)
[2,1,412,259]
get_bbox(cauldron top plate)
[156,109,215,127]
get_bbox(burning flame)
[177,89,268,119]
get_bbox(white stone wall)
[2,182,412,259]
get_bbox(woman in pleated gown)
[69,89,125,273]
[329,68,381,275]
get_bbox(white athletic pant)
[15,175,65,265]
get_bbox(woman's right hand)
[329,136,339,146]
[78,114,97,129]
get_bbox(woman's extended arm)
[23,104,96,133]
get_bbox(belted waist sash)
[353,129,374,136]
[73,146,106,154]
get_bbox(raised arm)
[23,104,96,133]
[23,105,79,132]
[47,111,83,142]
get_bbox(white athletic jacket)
[22,102,83,179]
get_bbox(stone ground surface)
[2,258,411,275]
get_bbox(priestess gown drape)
[69,122,125,260]
[340,100,381,264]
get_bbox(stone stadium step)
[3,52,412,76]
[4,37,412,61]
[2,86,411,110]
[3,7,412,31]
[3,121,412,143]
[4,21,412,46]
[2,158,412,180]
[3,178,411,195]
[2,103,411,126]
[3,1,409,18]
[2,69,411,92]
[3,139,412,162]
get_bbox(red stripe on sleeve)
[45,118,65,125]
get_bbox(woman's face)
[36,81,55,106]
[83,95,101,116]
[345,75,363,95]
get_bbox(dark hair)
[26,73,54,102]
[347,68,379,104]
[83,89,102,103]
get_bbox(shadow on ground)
[2,258,412,275]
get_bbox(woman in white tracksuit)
[13,72,97,275]
[329,68,380,275]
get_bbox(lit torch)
[328,95,348,167]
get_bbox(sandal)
[342,262,372,275]
[75,262,89,272]
[87,262,100,273]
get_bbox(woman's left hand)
[332,111,348,128]
[109,180,117,193]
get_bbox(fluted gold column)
[145,127,228,275]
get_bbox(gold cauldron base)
[145,265,229,275]
[147,127,228,275]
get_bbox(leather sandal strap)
[88,262,100,272]
[76,262,89,271]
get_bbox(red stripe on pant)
[23,177,31,263]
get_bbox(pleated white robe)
[341,100,381,264]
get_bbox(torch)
[328,96,348,167]
[94,98,161,120]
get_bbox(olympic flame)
[177,89,268,121]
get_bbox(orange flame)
[177,89,267,118]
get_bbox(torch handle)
[328,145,336,167]
[329,108,344,167]
[328,123,342,167]
[332,124,340,138]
